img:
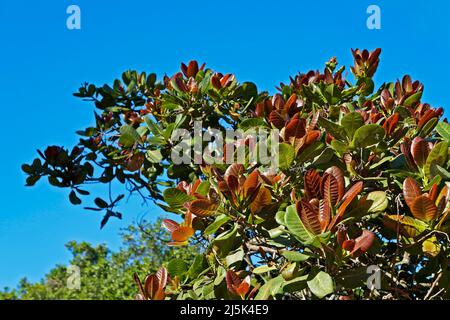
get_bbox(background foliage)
[0,220,199,299]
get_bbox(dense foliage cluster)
[23,48,450,299]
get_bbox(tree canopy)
[1,219,199,300]
[22,48,450,300]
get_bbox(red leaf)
[250,187,272,214]
[350,230,375,256]
[319,199,331,233]
[411,137,429,167]
[428,183,438,202]
[268,110,286,129]
[400,140,417,171]
[324,166,345,202]
[329,181,363,230]
[411,195,438,222]
[226,270,241,296]
[342,239,355,252]
[322,174,339,206]
[186,60,199,78]
[236,276,250,297]
[307,111,320,132]
[403,177,422,209]
[156,267,168,290]
[243,171,261,200]
[299,200,322,235]
[162,219,179,232]
[171,226,195,243]
[144,274,165,300]
[224,163,245,180]
[189,199,218,217]
[284,93,298,114]
[284,118,306,140]
[304,169,322,200]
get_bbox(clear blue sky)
[0,0,449,289]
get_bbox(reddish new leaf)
[350,230,376,256]
[324,166,345,202]
[298,200,322,235]
[342,239,355,252]
[144,274,165,300]
[322,173,340,206]
[403,177,422,209]
[284,118,306,140]
[318,199,331,233]
[250,187,272,214]
[411,195,438,222]
[156,267,168,290]
[243,171,261,200]
[269,110,285,129]
[304,169,322,200]
[328,181,363,231]
[171,226,195,243]
[411,137,429,167]
[189,199,218,217]
[162,219,179,232]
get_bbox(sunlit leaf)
[411,195,438,222]
[307,271,334,299]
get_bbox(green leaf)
[431,164,450,180]
[281,250,311,262]
[225,248,244,269]
[239,118,267,131]
[203,214,230,236]
[278,143,295,169]
[419,117,438,138]
[403,91,422,107]
[145,149,163,163]
[167,258,189,278]
[254,275,284,300]
[296,142,325,164]
[144,116,162,136]
[318,117,346,140]
[363,191,388,213]
[188,255,207,279]
[119,125,141,147]
[352,124,385,148]
[384,215,428,238]
[238,82,258,100]
[284,205,320,247]
[341,112,364,140]
[436,122,450,141]
[212,223,238,257]
[196,181,211,196]
[214,266,227,286]
[330,140,348,155]
[161,101,181,110]
[311,147,334,166]
[163,188,193,211]
[307,271,334,299]
[282,275,308,293]
[275,211,286,226]
[424,141,449,178]
[253,265,277,274]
